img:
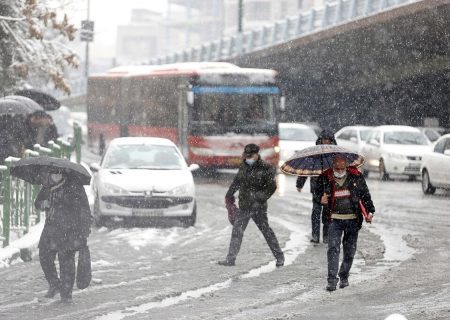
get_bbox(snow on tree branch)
[0,0,79,96]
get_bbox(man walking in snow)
[316,155,375,291]
[218,143,285,267]
[296,129,337,244]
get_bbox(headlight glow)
[103,183,129,195]
[168,183,191,196]
[260,148,276,158]
[388,153,406,160]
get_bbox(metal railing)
[147,0,419,65]
[0,123,83,247]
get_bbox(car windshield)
[360,129,372,142]
[383,131,429,145]
[424,129,441,142]
[103,144,185,169]
[279,127,317,141]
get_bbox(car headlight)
[167,183,191,196]
[103,183,130,195]
[260,147,277,158]
[190,147,214,156]
[388,153,406,160]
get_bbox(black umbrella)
[5,95,44,113]
[10,156,91,185]
[280,145,364,176]
[15,89,61,111]
[0,98,31,115]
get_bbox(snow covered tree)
[0,0,78,96]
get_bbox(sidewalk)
[0,221,44,268]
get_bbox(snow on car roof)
[279,123,315,129]
[375,125,421,132]
[109,137,176,147]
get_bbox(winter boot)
[44,283,60,298]
[339,278,349,289]
[326,280,338,292]
[218,259,235,266]
[276,256,285,267]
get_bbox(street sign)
[80,20,94,42]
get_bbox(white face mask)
[333,170,347,179]
[245,159,256,166]
[49,173,63,184]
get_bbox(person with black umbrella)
[34,169,92,303]
[218,143,285,267]
[296,129,337,244]
[11,156,92,304]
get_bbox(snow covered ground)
[1,170,449,319]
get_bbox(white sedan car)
[278,123,318,166]
[335,125,373,154]
[90,137,199,227]
[421,134,450,194]
[361,125,431,180]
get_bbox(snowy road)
[1,172,449,320]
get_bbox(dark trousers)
[311,200,329,241]
[226,208,284,262]
[39,247,76,298]
[327,219,359,283]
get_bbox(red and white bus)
[87,62,284,168]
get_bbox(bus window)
[192,93,277,134]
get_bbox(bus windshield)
[192,91,278,135]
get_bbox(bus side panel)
[128,125,178,144]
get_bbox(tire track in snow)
[93,216,309,320]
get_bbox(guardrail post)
[309,9,316,32]
[350,0,358,18]
[2,160,11,247]
[73,123,82,164]
[335,0,343,23]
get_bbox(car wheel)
[379,159,390,181]
[422,170,436,195]
[181,202,197,228]
[93,196,106,227]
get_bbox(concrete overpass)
[151,0,450,130]
[231,0,450,130]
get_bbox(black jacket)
[35,179,92,251]
[296,129,337,194]
[315,167,375,227]
[226,157,277,211]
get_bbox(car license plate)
[132,209,164,217]
[228,158,242,166]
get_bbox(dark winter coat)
[314,167,375,227]
[35,179,91,251]
[226,157,277,211]
[296,129,338,195]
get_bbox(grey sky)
[73,0,167,46]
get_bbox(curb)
[0,222,43,268]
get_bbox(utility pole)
[238,0,244,33]
[238,0,243,33]
[84,0,90,77]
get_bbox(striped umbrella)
[280,144,364,176]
